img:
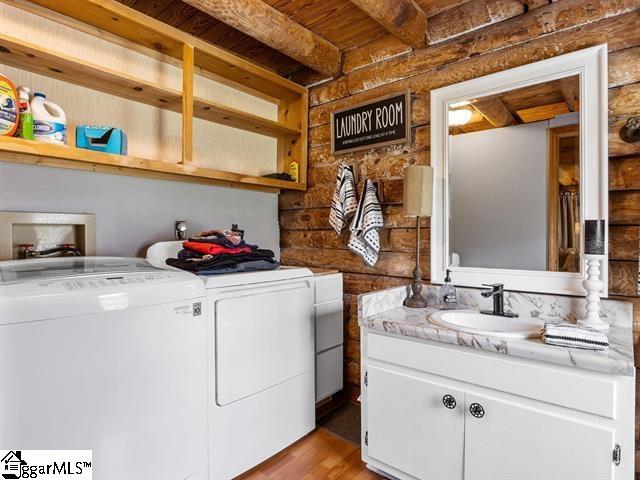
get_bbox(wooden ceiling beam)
[471,97,517,128]
[181,0,342,77]
[558,76,580,112]
[349,0,428,49]
[428,0,525,44]
[516,102,570,123]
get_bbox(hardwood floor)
[236,428,383,479]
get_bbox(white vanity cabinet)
[361,331,635,480]
[367,365,465,479]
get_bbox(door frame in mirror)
[430,45,608,296]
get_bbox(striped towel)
[541,323,609,350]
[348,179,384,267]
[329,163,358,235]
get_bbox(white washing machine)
[148,242,315,479]
[0,257,209,480]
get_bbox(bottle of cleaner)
[0,72,19,137]
[440,269,457,309]
[31,93,66,145]
[16,86,33,140]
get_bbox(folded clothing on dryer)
[182,241,255,256]
[170,259,280,276]
[167,227,279,275]
[187,237,257,249]
[191,229,243,245]
[167,249,278,273]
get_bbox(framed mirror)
[430,45,608,296]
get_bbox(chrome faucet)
[480,284,518,317]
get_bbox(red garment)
[183,241,252,256]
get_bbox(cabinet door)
[367,365,465,479]
[464,392,616,480]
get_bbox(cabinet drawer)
[314,274,343,304]
[368,332,617,419]
[316,345,343,402]
[315,300,343,353]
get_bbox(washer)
[148,242,315,479]
[0,257,209,480]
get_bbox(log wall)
[279,0,640,466]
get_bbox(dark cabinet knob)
[469,403,485,418]
[442,394,457,409]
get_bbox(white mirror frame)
[430,45,608,296]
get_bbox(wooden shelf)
[0,0,308,192]
[0,33,301,139]
[194,98,300,137]
[27,0,307,101]
[0,137,306,192]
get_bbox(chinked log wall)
[279,0,640,435]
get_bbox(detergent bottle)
[16,86,33,140]
[31,93,67,144]
[0,72,19,137]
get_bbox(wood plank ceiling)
[116,0,474,83]
[450,77,580,134]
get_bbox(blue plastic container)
[76,125,127,155]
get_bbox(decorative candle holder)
[577,254,608,331]
[577,220,608,330]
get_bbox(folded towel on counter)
[348,179,384,267]
[541,323,609,350]
[329,163,358,235]
[167,249,277,272]
[182,241,254,256]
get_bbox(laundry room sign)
[331,90,410,154]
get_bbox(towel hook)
[341,160,359,183]
[369,178,384,203]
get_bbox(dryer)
[0,257,209,480]
[148,242,315,479]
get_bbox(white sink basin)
[429,309,545,339]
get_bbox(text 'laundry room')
[0,0,639,479]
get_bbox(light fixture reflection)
[449,108,473,127]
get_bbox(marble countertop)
[359,286,635,377]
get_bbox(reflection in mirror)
[447,75,580,273]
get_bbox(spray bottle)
[16,86,33,140]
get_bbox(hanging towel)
[541,323,609,351]
[348,179,384,267]
[329,163,358,235]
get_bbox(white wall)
[449,122,548,271]
[0,3,281,257]
[0,162,279,257]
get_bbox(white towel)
[541,323,609,350]
[329,163,358,235]
[348,179,384,267]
